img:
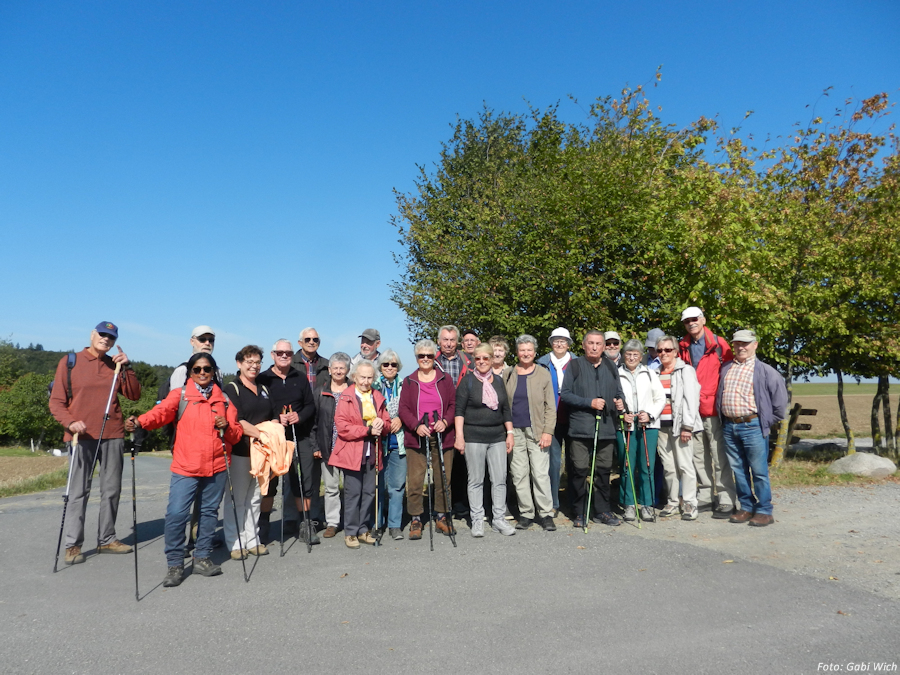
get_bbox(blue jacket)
[715,358,788,437]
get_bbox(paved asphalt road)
[1,456,897,674]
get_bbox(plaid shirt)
[299,352,318,387]
[721,357,757,418]
[436,351,464,386]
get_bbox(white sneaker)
[681,503,698,521]
[659,504,680,518]
[640,505,656,522]
[471,520,484,537]
[623,505,636,521]
[492,519,516,536]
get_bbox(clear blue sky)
[1,1,897,376]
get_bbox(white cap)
[604,331,621,342]
[191,325,215,338]
[680,306,704,322]
[549,327,572,344]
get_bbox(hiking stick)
[584,413,600,533]
[220,431,248,582]
[52,433,79,573]
[288,406,312,554]
[431,411,457,547]
[423,414,434,552]
[91,362,122,550]
[641,421,655,521]
[131,429,144,600]
[618,413,641,529]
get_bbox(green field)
[791,382,879,396]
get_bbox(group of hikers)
[49,310,788,588]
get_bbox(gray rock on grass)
[827,452,897,478]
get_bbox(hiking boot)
[358,531,377,545]
[729,510,753,524]
[640,506,656,522]
[435,515,452,535]
[622,505,636,522]
[64,545,84,565]
[298,521,321,545]
[323,525,337,539]
[192,557,222,577]
[658,504,680,518]
[230,549,249,560]
[573,516,585,529]
[592,512,621,527]
[345,535,360,549]
[491,519,516,536]
[390,528,404,540]
[713,504,735,520]
[163,565,184,587]
[471,519,484,537]
[248,545,268,556]
[515,517,534,530]
[541,516,557,532]
[98,540,132,554]
[681,504,698,521]
[749,513,774,527]
[409,519,423,540]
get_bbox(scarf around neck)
[473,369,498,410]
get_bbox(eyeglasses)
[191,366,213,374]
[382,362,399,368]
[474,356,491,362]
[274,350,293,357]
[417,353,435,360]
[658,348,676,353]
[243,360,261,368]
[303,337,320,343]
[195,336,215,344]
[605,340,620,346]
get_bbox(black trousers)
[567,437,615,518]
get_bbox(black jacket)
[310,384,341,461]
[559,356,624,440]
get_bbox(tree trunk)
[836,367,855,454]
[771,364,793,467]
[871,377,884,452]
[879,376,895,456]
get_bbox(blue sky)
[1,1,897,375]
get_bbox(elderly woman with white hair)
[617,339,665,522]
[373,349,407,540]
[654,335,703,521]
[327,359,391,549]
[504,334,557,531]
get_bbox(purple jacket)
[716,358,788,437]
[398,369,456,450]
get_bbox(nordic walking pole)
[641,421,655,521]
[280,406,288,558]
[618,412,641,530]
[219,427,248,583]
[422,414,434,552]
[131,429,144,601]
[52,433,79,573]
[431,411,456,547]
[374,435,382,547]
[288,406,312,554]
[91,362,122,551]
[584,413,601,534]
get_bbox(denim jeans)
[164,471,226,566]
[548,425,567,510]
[376,449,407,529]
[722,418,772,515]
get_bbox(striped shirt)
[721,357,757,418]
[658,369,673,426]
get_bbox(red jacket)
[138,384,242,477]
[679,326,733,418]
[328,385,391,472]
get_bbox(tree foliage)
[0,372,62,447]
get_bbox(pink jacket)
[327,385,391,472]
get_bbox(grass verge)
[0,466,69,499]
[770,458,899,488]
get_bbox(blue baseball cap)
[94,321,119,339]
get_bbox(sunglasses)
[195,336,215,344]
[191,366,213,374]
[474,356,491,362]
[417,353,435,360]
[98,333,116,340]
[658,348,676,353]
[274,350,293,357]
[605,340,620,346]
[303,337,320,343]
[382,362,399,368]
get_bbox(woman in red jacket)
[126,353,241,588]
[328,360,390,549]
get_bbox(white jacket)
[618,364,665,430]
[662,359,703,434]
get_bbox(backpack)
[173,385,231,424]
[48,352,77,399]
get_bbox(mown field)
[790,383,895,439]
